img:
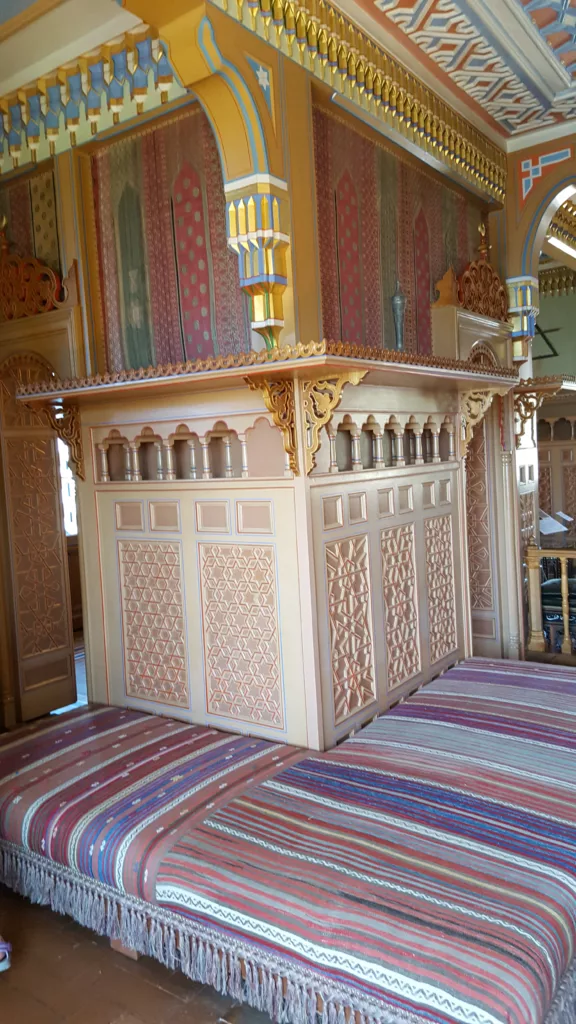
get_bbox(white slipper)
[0,942,11,973]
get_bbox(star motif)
[256,66,270,91]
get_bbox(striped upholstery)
[158,660,576,1024]
[2,659,576,1023]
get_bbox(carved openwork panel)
[381,523,421,689]
[519,491,536,553]
[118,540,189,708]
[539,466,552,517]
[199,544,284,728]
[424,514,458,665]
[0,354,57,429]
[466,421,494,611]
[6,437,69,659]
[325,535,376,724]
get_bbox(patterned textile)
[3,661,576,1024]
[0,706,301,901]
[314,107,481,352]
[92,104,249,371]
[0,169,59,271]
[158,659,576,1024]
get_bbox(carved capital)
[44,404,84,480]
[460,388,507,458]
[302,371,367,475]
[245,377,298,474]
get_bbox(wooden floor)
[0,886,267,1023]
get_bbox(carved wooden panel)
[539,465,552,517]
[424,514,458,665]
[6,437,69,659]
[519,490,536,553]
[381,523,421,688]
[199,544,284,728]
[466,420,493,611]
[325,535,376,724]
[118,540,189,708]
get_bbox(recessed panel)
[422,481,435,509]
[195,500,230,534]
[439,479,451,505]
[377,488,394,518]
[563,450,573,463]
[348,492,367,524]
[115,501,144,532]
[322,495,344,530]
[149,501,181,532]
[472,619,496,639]
[519,466,526,483]
[236,500,273,534]
[398,485,414,514]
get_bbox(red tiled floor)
[0,885,268,1023]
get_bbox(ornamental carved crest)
[457,224,508,323]
[0,215,76,323]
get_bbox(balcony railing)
[526,545,576,654]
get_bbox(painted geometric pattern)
[173,164,214,361]
[336,170,362,345]
[521,0,576,77]
[381,523,421,688]
[199,544,284,729]
[466,421,494,611]
[424,515,458,665]
[374,0,576,132]
[30,171,60,271]
[119,540,189,708]
[413,207,432,354]
[7,438,69,659]
[326,535,376,724]
[539,464,552,517]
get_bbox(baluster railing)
[526,545,573,654]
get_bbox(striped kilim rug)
[2,659,576,1024]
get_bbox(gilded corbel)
[44,404,85,480]
[245,377,298,474]
[302,371,367,474]
[460,388,507,458]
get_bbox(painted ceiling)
[347,0,576,135]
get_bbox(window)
[57,439,78,536]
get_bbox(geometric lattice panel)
[199,544,284,729]
[325,535,376,724]
[424,515,458,665]
[538,465,552,517]
[118,540,189,708]
[381,523,421,689]
[563,466,576,538]
[466,420,493,611]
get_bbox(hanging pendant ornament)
[391,279,406,351]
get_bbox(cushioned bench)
[2,658,576,1024]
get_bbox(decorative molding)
[0,217,77,322]
[548,199,576,249]
[0,30,183,173]
[457,225,509,323]
[302,372,367,474]
[520,148,573,203]
[460,389,506,457]
[44,405,84,480]
[15,339,519,398]
[539,264,576,297]
[213,0,506,200]
[245,377,298,474]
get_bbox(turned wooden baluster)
[526,546,546,653]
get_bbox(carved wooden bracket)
[44,404,84,480]
[302,371,367,474]
[460,388,508,458]
[245,377,298,475]
[0,216,78,322]
[513,378,562,448]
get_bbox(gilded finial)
[478,221,489,261]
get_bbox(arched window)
[172,164,214,360]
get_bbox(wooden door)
[0,354,76,720]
